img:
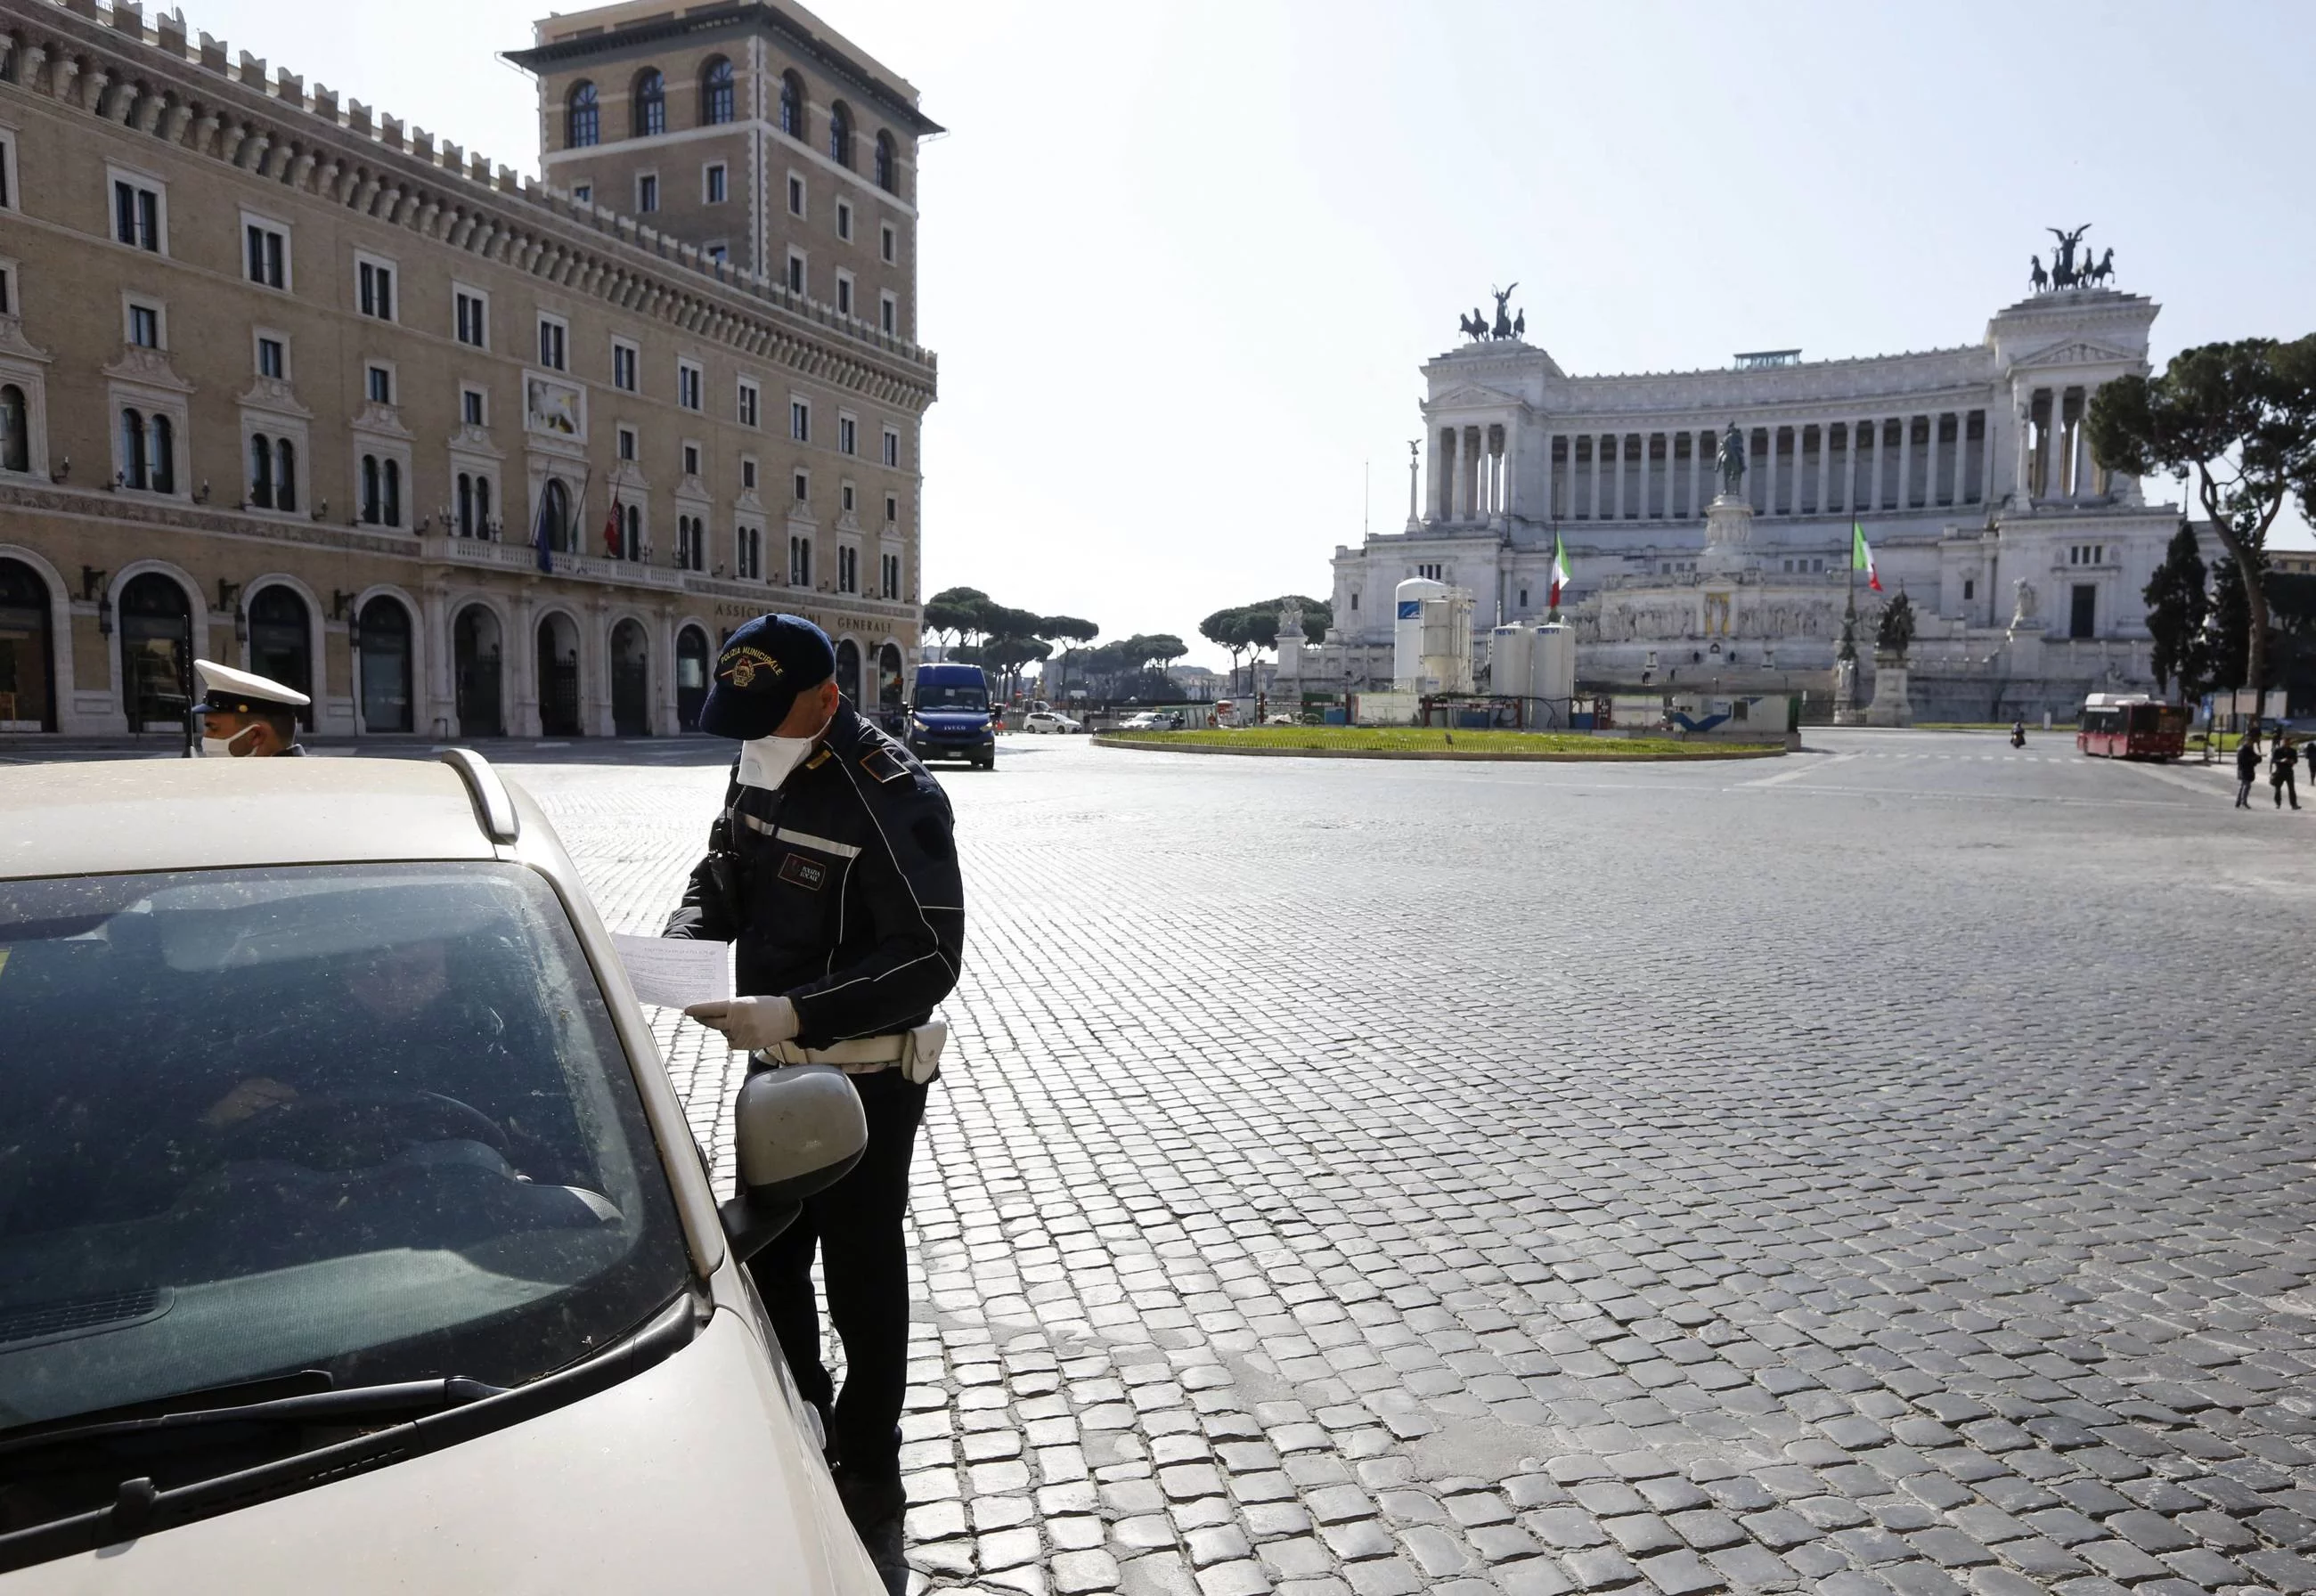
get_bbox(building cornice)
[503,2,942,138]
[0,0,938,417]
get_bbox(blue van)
[908,663,996,769]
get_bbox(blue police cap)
[699,614,837,739]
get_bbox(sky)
[180,0,2316,667]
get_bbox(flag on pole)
[604,485,623,558]
[531,484,555,574]
[1548,531,1571,611]
[1851,522,1881,592]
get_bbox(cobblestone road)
[515,729,2316,1596]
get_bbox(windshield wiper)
[0,1376,505,1465]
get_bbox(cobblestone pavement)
[511,729,2316,1596]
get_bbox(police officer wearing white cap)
[664,614,963,1593]
[190,659,311,757]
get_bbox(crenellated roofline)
[0,0,938,413]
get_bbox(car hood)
[3,1308,880,1596]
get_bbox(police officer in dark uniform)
[190,659,309,756]
[665,615,962,1592]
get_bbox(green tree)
[2141,520,2211,701]
[1199,607,1255,688]
[982,634,1051,699]
[1037,615,1099,696]
[2207,556,2254,693]
[2087,337,2316,696]
[923,586,991,647]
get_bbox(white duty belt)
[755,1019,948,1083]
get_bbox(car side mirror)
[717,1064,868,1264]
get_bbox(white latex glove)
[684,995,801,1051]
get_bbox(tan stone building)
[0,0,938,740]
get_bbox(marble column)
[1538,434,1554,524]
[1611,436,1626,521]
[1694,430,1711,511]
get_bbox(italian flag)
[1852,522,1882,592]
[1549,531,1570,610]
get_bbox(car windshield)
[918,683,988,711]
[0,863,689,1436]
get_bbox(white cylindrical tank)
[1420,591,1474,695]
[1393,577,1448,689]
[1490,625,1532,700]
[1533,623,1576,709]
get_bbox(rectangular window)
[612,340,639,393]
[837,546,857,594]
[838,416,857,456]
[881,553,900,598]
[538,316,567,372]
[366,365,393,404]
[787,251,805,296]
[742,458,758,491]
[882,428,900,468]
[127,302,161,349]
[111,176,162,252]
[637,173,659,213]
[836,272,853,318]
[462,387,487,426]
[705,243,728,265]
[738,379,760,428]
[454,289,488,349]
[357,257,395,321]
[787,175,805,216]
[617,426,637,462]
[880,292,898,337]
[257,336,285,379]
[0,263,10,318]
[683,443,701,477]
[841,483,855,513]
[677,361,702,411]
[571,183,592,208]
[0,133,13,210]
[794,470,808,502]
[789,535,811,587]
[1962,577,1975,602]
[705,162,728,204]
[884,493,898,525]
[790,401,810,443]
[880,223,895,265]
[244,221,287,289]
[836,200,852,240]
[2070,583,2097,640]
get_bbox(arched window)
[275,438,297,511]
[827,101,852,167]
[458,472,475,536]
[383,459,402,527]
[632,69,665,137]
[701,57,734,126]
[119,407,147,490]
[779,72,804,139]
[624,502,641,559]
[147,414,174,494]
[543,478,571,551]
[567,80,599,148]
[249,433,273,509]
[875,131,897,193]
[476,476,492,535]
[361,454,381,524]
[0,384,27,473]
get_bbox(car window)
[917,684,988,710]
[0,863,689,1434]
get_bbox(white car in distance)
[1021,711,1084,734]
[0,753,888,1594]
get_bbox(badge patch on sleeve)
[860,746,912,785]
[777,852,829,891]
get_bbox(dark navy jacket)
[663,707,964,1048]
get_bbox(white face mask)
[735,734,815,792]
[200,725,263,759]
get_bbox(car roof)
[0,758,503,881]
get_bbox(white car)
[1021,711,1083,734]
[0,754,886,1594]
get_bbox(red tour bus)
[2076,694,2190,761]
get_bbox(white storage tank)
[1393,576,1448,689]
[1532,623,1576,709]
[1490,625,1533,700]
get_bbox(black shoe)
[834,1468,908,1596]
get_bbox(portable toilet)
[1393,576,1448,690]
[1533,623,1576,708]
[1490,625,1533,700]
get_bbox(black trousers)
[749,1069,927,1482]
[2278,770,2300,809]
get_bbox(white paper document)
[611,934,731,1010]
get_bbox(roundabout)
[1089,726,1784,761]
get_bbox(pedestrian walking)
[2273,734,2302,810]
[2235,732,2262,808]
[663,614,963,1596]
